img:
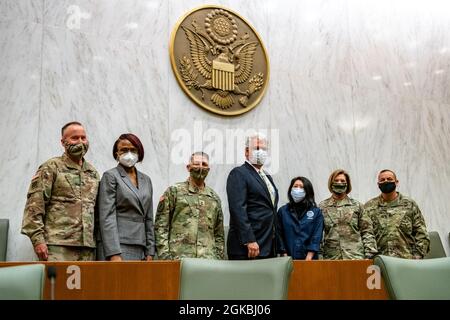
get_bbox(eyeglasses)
[118,147,138,154]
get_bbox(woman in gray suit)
[97,133,155,261]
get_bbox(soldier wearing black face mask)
[363,169,430,259]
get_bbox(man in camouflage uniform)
[21,121,100,261]
[364,169,430,259]
[319,169,377,260]
[154,152,224,260]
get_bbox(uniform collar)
[62,153,93,172]
[378,192,402,207]
[328,195,352,206]
[186,178,212,196]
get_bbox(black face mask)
[378,182,396,194]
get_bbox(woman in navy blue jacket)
[277,176,324,260]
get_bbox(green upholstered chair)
[179,256,293,300]
[0,219,9,261]
[374,255,450,300]
[425,231,447,259]
[0,264,45,300]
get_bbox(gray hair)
[245,132,268,148]
[190,151,209,163]
[61,121,83,136]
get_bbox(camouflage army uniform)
[319,197,378,260]
[154,179,224,260]
[46,245,96,261]
[364,193,430,259]
[21,153,100,261]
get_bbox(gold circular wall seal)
[170,5,270,116]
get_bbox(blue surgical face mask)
[291,187,306,203]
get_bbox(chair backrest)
[374,255,450,300]
[179,256,293,300]
[0,219,9,261]
[425,231,446,259]
[0,264,45,300]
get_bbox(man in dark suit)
[226,133,279,260]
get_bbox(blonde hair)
[328,169,352,194]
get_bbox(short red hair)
[112,133,144,162]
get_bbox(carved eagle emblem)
[174,8,267,111]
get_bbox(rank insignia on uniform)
[170,5,270,116]
[30,175,40,191]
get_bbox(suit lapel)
[265,173,279,207]
[244,162,273,206]
[116,165,145,215]
[135,170,147,213]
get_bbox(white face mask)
[249,149,268,166]
[118,152,138,168]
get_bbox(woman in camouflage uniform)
[319,169,377,260]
